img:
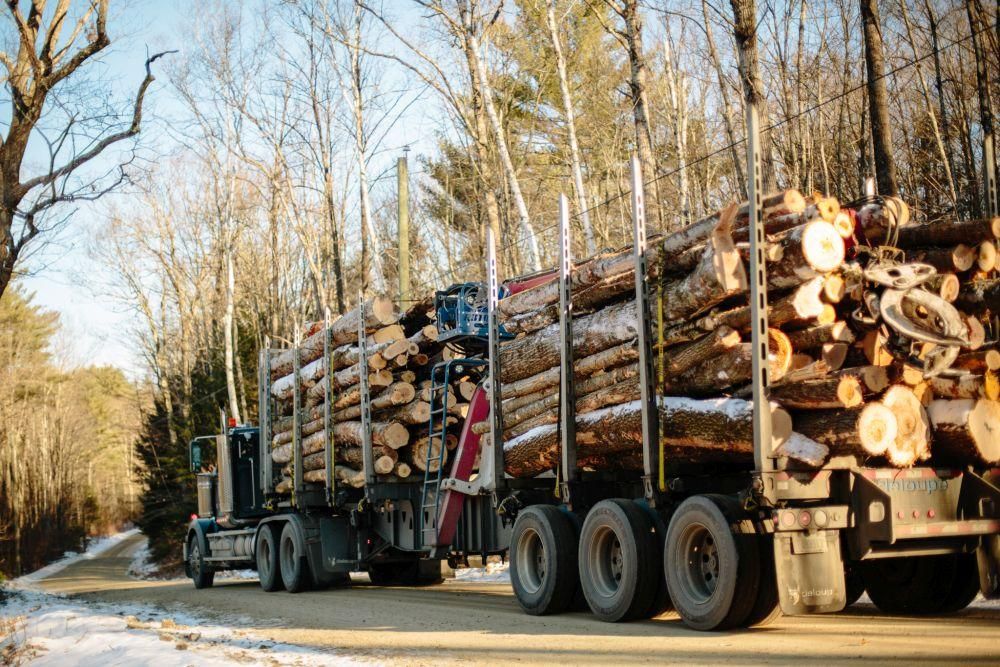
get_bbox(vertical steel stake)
[557,194,577,505]
[323,308,335,502]
[746,101,776,503]
[631,155,659,505]
[259,341,273,494]
[486,227,506,495]
[398,154,411,303]
[292,344,304,503]
[358,292,375,491]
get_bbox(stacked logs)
[480,191,1000,478]
[269,297,476,493]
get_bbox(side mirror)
[190,441,202,472]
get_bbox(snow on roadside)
[2,530,358,665]
[127,537,255,583]
[1,588,359,666]
[453,560,510,583]
[11,529,141,588]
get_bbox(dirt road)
[38,533,999,665]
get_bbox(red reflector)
[927,509,936,519]
[228,417,237,428]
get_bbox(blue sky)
[20,0,184,375]
[18,0,441,377]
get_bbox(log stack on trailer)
[267,296,477,493]
[475,191,999,477]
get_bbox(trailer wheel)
[738,524,781,627]
[664,495,759,631]
[279,523,313,593]
[634,504,673,619]
[188,537,214,589]
[861,555,954,614]
[510,505,578,615]
[844,563,865,607]
[578,499,657,622]
[939,552,981,613]
[256,524,284,592]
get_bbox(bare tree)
[0,1,169,298]
[544,0,595,255]
[730,0,777,192]
[859,0,899,196]
[601,0,663,228]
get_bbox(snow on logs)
[492,191,999,476]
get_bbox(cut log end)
[857,403,899,456]
[801,220,846,273]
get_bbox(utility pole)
[398,149,411,303]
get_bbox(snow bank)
[0,588,359,666]
[127,538,255,582]
[12,528,141,588]
[453,560,510,583]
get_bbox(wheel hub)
[679,522,721,603]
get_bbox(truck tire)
[844,563,865,607]
[256,524,283,592]
[664,495,759,631]
[188,537,214,589]
[634,503,673,619]
[279,522,313,593]
[579,499,657,622]
[939,552,981,613]
[510,505,578,615]
[861,555,954,614]
[739,526,781,627]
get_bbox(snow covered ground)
[11,529,141,587]
[0,532,359,666]
[453,560,510,583]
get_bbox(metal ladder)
[420,359,460,546]
[420,358,486,546]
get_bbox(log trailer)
[184,126,1000,632]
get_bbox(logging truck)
[184,149,1000,630]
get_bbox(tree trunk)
[461,1,541,271]
[729,0,776,190]
[499,300,640,383]
[661,203,747,320]
[619,0,662,229]
[927,398,1000,465]
[860,0,899,196]
[702,0,745,193]
[771,375,863,409]
[546,0,595,255]
[881,385,931,466]
[793,403,898,458]
[665,327,741,376]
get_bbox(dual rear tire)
[508,496,779,630]
[664,495,779,631]
[509,499,671,621]
[258,522,350,593]
[861,552,980,614]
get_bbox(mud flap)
[774,529,846,614]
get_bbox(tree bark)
[927,398,1000,465]
[499,300,640,383]
[859,0,899,196]
[545,0,595,255]
[793,403,898,458]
